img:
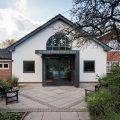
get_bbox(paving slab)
[70,101,87,109]
[78,112,90,120]
[61,112,79,120]
[0,95,49,111]
[23,112,90,120]
[42,112,60,120]
[18,85,90,109]
[0,84,94,115]
[24,112,44,120]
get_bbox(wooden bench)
[5,89,19,105]
[0,86,19,105]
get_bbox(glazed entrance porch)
[35,50,79,87]
[44,55,75,86]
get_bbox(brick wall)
[107,52,120,61]
[100,30,120,61]
[0,61,12,80]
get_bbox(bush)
[0,77,12,91]
[0,77,3,86]
[92,112,120,120]
[12,76,19,87]
[0,112,23,120]
[88,65,120,120]
[111,63,120,74]
[87,90,120,120]
[0,76,19,92]
[87,89,112,116]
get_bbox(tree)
[71,0,120,42]
[0,39,16,48]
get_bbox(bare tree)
[71,0,120,42]
[0,39,16,48]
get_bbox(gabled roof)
[0,49,12,60]
[8,14,76,51]
[8,14,111,51]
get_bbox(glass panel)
[0,64,2,68]
[53,47,59,50]
[59,47,65,50]
[4,64,8,68]
[45,56,74,85]
[47,47,52,50]
[46,58,59,84]
[84,61,95,72]
[46,32,71,50]
[23,61,35,73]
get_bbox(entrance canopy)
[35,50,79,87]
[35,50,78,55]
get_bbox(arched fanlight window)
[46,32,71,50]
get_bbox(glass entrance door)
[45,55,74,85]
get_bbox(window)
[0,63,9,69]
[46,32,71,50]
[4,64,8,68]
[84,61,95,72]
[23,61,35,73]
[0,64,2,68]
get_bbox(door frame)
[35,50,80,87]
[43,55,75,86]
[39,51,79,87]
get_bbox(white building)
[7,14,111,87]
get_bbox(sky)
[0,0,73,42]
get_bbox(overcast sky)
[0,0,73,42]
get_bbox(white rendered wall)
[12,20,107,82]
[73,42,107,82]
[12,20,70,82]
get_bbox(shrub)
[0,76,19,92]
[89,67,120,120]
[102,74,120,87]
[111,63,120,74]
[6,76,19,87]
[87,89,112,116]
[92,112,120,120]
[0,77,3,86]
[12,76,19,87]
[0,112,23,120]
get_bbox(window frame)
[46,32,72,50]
[23,61,35,73]
[83,60,95,73]
[0,63,9,69]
